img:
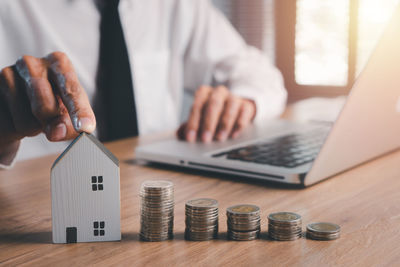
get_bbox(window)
[93,221,105,236]
[276,0,399,101]
[295,0,349,86]
[91,176,104,191]
[214,0,399,101]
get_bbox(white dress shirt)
[0,0,287,165]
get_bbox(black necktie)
[95,0,138,142]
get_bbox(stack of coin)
[185,198,219,241]
[306,222,340,240]
[268,212,302,241]
[139,180,174,241]
[227,204,260,241]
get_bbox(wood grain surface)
[1,133,400,266]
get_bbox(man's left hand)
[177,85,256,143]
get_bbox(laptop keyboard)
[212,127,330,168]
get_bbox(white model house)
[51,132,121,243]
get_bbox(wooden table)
[1,133,400,266]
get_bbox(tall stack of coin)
[306,222,340,240]
[227,204,260,241]
[139,180,174,241]
[185,198,219,241]
[268,212,302,241]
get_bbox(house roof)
[51,132,119,170]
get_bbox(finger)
[46,51,96,134]
[176,122,187,140]
[0,87,18,145]
[200,86,229,143]
[15,56,63,139]
[216,95,241,141]
[231,101,256,139]
[45,95,81,141]
[0,66,41,138]
[185,86,212,142]
[0,105,14,142]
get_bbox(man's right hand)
[0,51,96,150]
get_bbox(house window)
[91,176,104,191]
[93,221,105,236]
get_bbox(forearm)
[0,141,20,169]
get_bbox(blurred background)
[212,0,399,102]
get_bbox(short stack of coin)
[227,204,260,241]
[268,212,302,241]
[139,180,174,241]
[306,222,340,240]
[185,198,219,241]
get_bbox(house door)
[66,227,77,243]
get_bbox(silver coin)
[306,222,340,241]
[268,212,301,223]
[140,180,174,242]
[227,204,260,215]
[306,232,340,241]
[306,222,340,234]
[186,198,218,208]
[267,212,302,241]
[141,180,173,188]
[226,204,260,241]
[228,229,260,241]
[185,198,219,241]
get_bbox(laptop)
[135,5,400,186]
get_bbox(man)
[0,0,287,168]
